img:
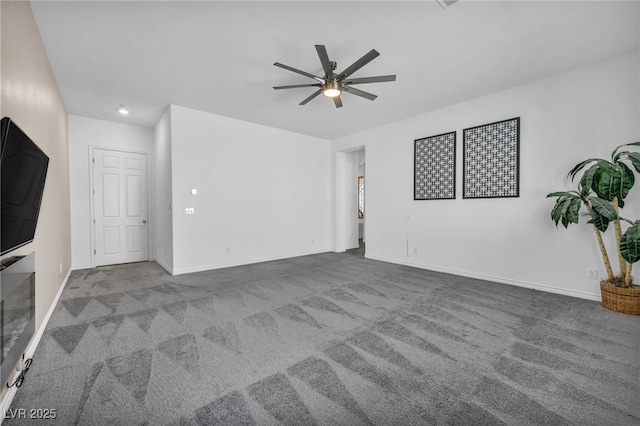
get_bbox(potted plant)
[547,141,640,314]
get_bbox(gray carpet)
[5,252,640,425]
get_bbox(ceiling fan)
[273,45,396,108]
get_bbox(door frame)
[89,145,152,268]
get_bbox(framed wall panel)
[414,131,456,200]
[463,117,520,199]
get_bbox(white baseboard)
[172,248,331,276]
[154,256,174,275]
[71,264,92,271]
[364,254,602,302]
[1,268,71,424]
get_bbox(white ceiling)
[31,1,639,140]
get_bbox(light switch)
[185,207,195,215]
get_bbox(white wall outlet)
[225,247,231,254]
[311,238,315,244]
[587,269,598,279]
[185,207,195,215]
[413,248,418,255]
[59,263,62,273]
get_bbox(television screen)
[1,117,49,256]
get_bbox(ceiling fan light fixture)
[322,82,341,98]
[274,45,395,108]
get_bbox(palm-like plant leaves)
[566,198,581,224]
[547,192,580,228]
[550,198,569,228]
[587,196,617,221]
[546,191,579,198]
[626,152,640,173]
[612,141,640,165]
[571,142,640,206]
[568,158,600,181]
[588,208,610,233]
[550,141,640,286]
[546,192,616,229]
[617,162,635,205]
[620,220,640,264]
[591,162,633,207]
[579,165,599,196]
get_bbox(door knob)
[142,220,147,224]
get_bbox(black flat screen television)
[1,117,49,256]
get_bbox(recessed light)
[118,106,129,115]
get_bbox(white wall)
[154,108,173,272]
[68,115,154,269]
[333,51,640,300]
[168,105,332,274]
[1,0,71,402]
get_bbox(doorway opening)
[336,146,365,257]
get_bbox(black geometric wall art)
[463,117,520,199]
[414,131,456,200]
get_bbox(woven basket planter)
[600,280,640,315]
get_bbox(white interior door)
[93,148,149,266]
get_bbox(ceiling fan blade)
[333,95,343,108]
[274,62,324,83]
[437,0,458,10]
[299,89,322,105]
[315,45,334,79]
[337,49,380,80]
[342,86,377,101]
[274,83,322,90]
[342,75,396,85]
